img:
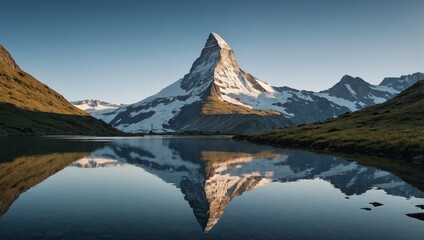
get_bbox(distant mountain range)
[71,99,122,113]
[1,33,421,136]
[85,32,423,134]
[247,79,424,160]
[0,45,122,136]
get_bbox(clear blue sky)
[1,0,423,104]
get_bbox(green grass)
[0,103,123,136]
[247,80,424,161]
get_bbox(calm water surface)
[0,136,423,240]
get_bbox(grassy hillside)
[247,80,424,161]
[0,103,122,136]
[0,44,122,136]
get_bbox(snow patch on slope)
[115,79,203,133]
[345,84,356,97]
[370,85,399,95]
[315,92,359,111]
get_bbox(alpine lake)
[0,136,423,240]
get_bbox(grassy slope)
[0,47,86,115]
[0,45,122,136]
[0,103,122,136]
[247,80,424,160]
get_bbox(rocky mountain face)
[380,73,424,92]
[0,44,122,136]
[318,75,398,111]
[92,33,422,134]
[94,33,291,134]
[70,137,424,232]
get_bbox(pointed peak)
[205,32,231,50]
[0,44,20,71]
[341,75,355,81]
[339,75,367,84]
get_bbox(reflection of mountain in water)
[0,137,105,217]
[71,157,120,168]
[75,137,424,232]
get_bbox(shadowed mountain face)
[66,137,424,232]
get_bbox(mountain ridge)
[246,80,424,160]
[90,33,422,134]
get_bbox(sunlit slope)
[0,45,121,136]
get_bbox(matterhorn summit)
[92,33,420,134]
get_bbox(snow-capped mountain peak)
[71,99,121,113]
[179,33,224,95]
[207,32,231,49]
[89,33,423,134]
[91,32,288,133]
[379,72,424,92]
[179,32,267,103]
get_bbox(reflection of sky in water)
[0,136,423,240]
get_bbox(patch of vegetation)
[0,60,84,115]
[0,103,123,136]
[246,80,424,161]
